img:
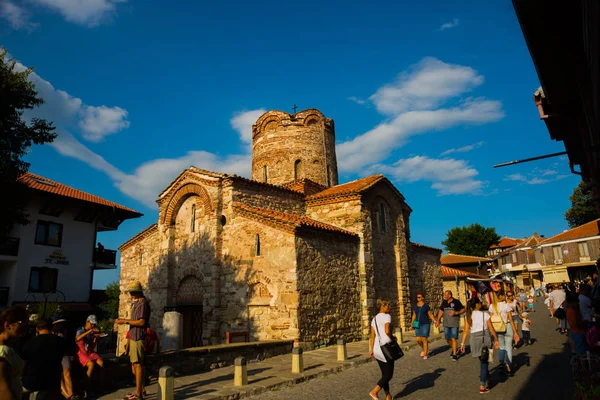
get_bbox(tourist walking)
[489,292,519,376]
[0,306,29,400]
[411,292,435,360]
[369,298,395,400]
[578,284,594,324]
[521,312,532,345]
[52,318,77,400]
[505,291,521,345]
[76,314,105,391]
[21,318,68,399]
[565,292,587,354]
[460,297,500,394]
[548,284,567,333]
[116,281,152,400]
[435,290,465,361]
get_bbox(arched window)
[255,234,261,256]
[263,166,268,182]
[379,203,386,233]
[138,248,143,266]
[190,204,196,233]
[326,166,331,186]
[294,159,302,180]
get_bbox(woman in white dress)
[369,298,395,400]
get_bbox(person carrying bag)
[369,299,402,400]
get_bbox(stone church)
[118,108,442,350]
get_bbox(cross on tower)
[292,104,298,113]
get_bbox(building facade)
[118,108,442,351]
[0,173,141,309]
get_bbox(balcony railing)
[93,248,117,267]
[0,237,19,257]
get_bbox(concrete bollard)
[158,366,174,400]
[337,338,347,361]
[234,357,248,386]
[394,328,403,344]
[292,347,304,373]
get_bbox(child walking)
[522,312,533,345]
[527,295,535,312]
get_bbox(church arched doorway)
[176,275,204,348]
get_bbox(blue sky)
[1,0,580,289]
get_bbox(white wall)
[6,196,97,305]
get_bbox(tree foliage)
[565,181,597,228]
[100,281,120,320]
[442,223,501,257]
[0,48,56,235]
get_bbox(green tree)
[442,223,501,257]
[1,48,56,235]
[100,281,120,320]
[565,181,597,228]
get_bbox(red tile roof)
[306,175,384,201]
[514,235,545,249]
[489,237,523,249]
[440,253,492,265]
[442,266,487,279]
[19,172,141,216]
[542,219,600,245]
[281,179,328,196]
[233,202,357,237]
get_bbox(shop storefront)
[542,265,570,284]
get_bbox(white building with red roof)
[0,172,141,309]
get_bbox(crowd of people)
[0,281,152,400]
[368,284,561,397]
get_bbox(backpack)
[490,306,507,333]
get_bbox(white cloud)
[230,109,267,144]
[79,105,130,142]
[504,171,570,185]
[369,57,483,116]
[371,156,484,195]
[541,169,558,176]
[348,96,366,105]
[0,0,38,30]
[30,0,126,27]
[338,98,503,172]
[440,141,484,156]
[440,18,459,31]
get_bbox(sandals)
[123,393,143,400]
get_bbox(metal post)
[234,357,248,386]
[158,366,174,400]
[337,338,347,361]
[292,347,304,373]
[394,327,403,344]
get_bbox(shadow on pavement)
[393,368,445,398]
[428,345,451,357]
[514,342,573,400]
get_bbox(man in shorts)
[435,290,465,361]
[116,281,151,400]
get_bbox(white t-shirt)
[371,313,392,363]
[579,294,594,321]
[548,289,566,309]
[469,310,490,333]
[522,318,531,331]
[490,301,512,323]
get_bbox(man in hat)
[116,281,151,400]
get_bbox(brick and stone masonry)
[118,108,442,353]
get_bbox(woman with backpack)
[460,297,500,394]
[489,291,520,376]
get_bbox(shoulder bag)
[490,305,507,333]
[479,312,490,362]
[374,315,404,361]
[412,306,422,329]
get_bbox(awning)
[510,263,543,272]
[542,266,570,284]
[565,261,596,268]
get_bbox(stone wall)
[409,244,443,312]
[230,180,305,215]
[251,109,338,187]
[221,212,299,342]
[295,231,361,349]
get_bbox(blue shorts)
[415,323,430,338]
[571,332,587,354]
[444,326,458,339]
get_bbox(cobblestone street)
[253,303,574,400]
